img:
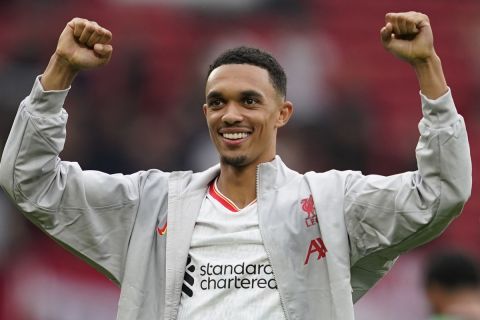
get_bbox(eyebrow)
[206,91,223,101]
[206,90,264,100]
[239,90,264,100]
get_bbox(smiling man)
[0,11,472,320]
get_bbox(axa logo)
[301,195,318,228]
[182,255,195,297]
[304,237,328,265]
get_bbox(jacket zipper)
[256,166,291,320]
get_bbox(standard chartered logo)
[198,262,278,290]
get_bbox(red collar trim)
[208,178,257,213]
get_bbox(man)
[0,11,471,320]
[424,251,480,319]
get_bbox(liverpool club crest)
[301,195,318,228]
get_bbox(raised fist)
[55,18,113,70]
[380,12,435,65]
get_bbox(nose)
[221,102,243,125]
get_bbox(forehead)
[205,64,275,97]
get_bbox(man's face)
[203,64,292,168]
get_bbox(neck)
[216,161,262,209]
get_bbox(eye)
[208,99,224,108]
[244,97,257,105]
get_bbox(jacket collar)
[257,155,295,191]
[184,155,294,193]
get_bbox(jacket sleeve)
[0,76,145,285]
[344,89,471,300]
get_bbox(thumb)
[93,43,113,57]
[380,22,393,45]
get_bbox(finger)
[87,27,104,47]
[97,28,113,45]
[406,20,419,34]
[93,43,113,58]
[397,14,421,35]
[392,20,402,36]
[409,11,429,26]
[388,12,427,33]
[69,18,88,39]
[414,13,431,31]
[385,12,393,23]
[78,22,96,44]
[385,13,401,35]
[380,22,393,44]
[398,17,408,34]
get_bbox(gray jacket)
[0,77,471,319]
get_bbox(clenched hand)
[380,11,447,99]
[56,18,113,70]
[41,18,113,90]
[381,12,434,65]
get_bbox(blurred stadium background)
[0,0,478,319]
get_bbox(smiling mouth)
[222,132,250,140]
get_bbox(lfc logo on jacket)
[301,195,318,227]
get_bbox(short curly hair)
[207,46,287,98]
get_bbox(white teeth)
[223,132,249,140]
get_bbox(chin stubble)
[221,155,248,167]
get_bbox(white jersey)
[177,179,285,320]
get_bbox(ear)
[203,104,208,116]
[275,101,293,128]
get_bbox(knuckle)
[84,22,96,31]
[78,19,88,26]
